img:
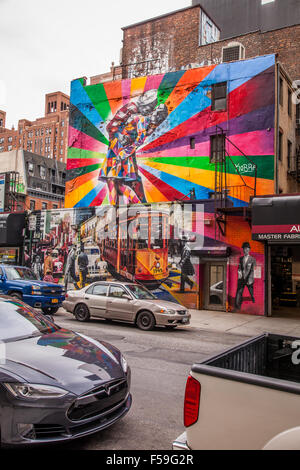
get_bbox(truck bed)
[193,333,300,392]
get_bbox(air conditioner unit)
[222,43,245,63]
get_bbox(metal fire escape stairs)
[214,126,257,239]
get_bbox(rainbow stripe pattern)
[65,54,275,208]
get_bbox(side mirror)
[123,295,132,301]
[0,275,4,282]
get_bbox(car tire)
[136,311,155,331]
[74,303,90,322]
[42,307,59,315]
[10,292,22,301]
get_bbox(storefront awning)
[0,213,26,246]
[252,195,300,241]
[191,246,231,257]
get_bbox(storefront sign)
[252,196,300,242]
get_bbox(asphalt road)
[53,309,247,450]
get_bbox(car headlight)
[120,354,128,374]
[4,383,69,399]
[31,285,42,295]
[160,308,176,315]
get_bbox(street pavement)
[50,307,300,450]
[52,308,247,450]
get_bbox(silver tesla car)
[63,282,191,331]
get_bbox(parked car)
[209,281,223,305]
[0,265,64,315]
[0,295,131,446]
[173,333,300,450]
[63,281,191,331]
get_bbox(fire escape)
[213,126,257,239]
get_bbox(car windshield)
[4,267,37,281]
[126,284,156,300]
[0,299,59,342]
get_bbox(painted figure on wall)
[178,236,195,293]
[98,89,168,205]
[235,242,256,310]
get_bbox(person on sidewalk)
[44,249,54,277]
[64,244,79,291]
[178,237,194,293]
[43,270,55,283]
[235,242,256,310]
[78,243,89,289]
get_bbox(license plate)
[52,299,59,304]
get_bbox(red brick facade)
[122,14,300,82]
[0,92,69,163]
[122,6,203,78]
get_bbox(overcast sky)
[0,0,190,128]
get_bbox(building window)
[287,140,292,170]
[40,166,46,179]
[279,77,284,106]
[190,137,195,150]
[53,204,58,209]
[0,147,4,153]
[211,82,227,111]
[278,130,283,162]
[288,89,292,117]
[210,134,225,163]
[28,162,34,175]
[0,138,3,144]
[42,202,47,210]
[8,136,12,143]
[8,145,12,151]
[30,200,36,211]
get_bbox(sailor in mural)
[235,242,256,310]
[178,236,195,293]
[99,89,168,205]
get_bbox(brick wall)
[196,25,300,81]
[122,6,201,78]
[123,12,300,82]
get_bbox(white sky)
[0,0,190,128]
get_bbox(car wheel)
[42,307,59,315]
[10,292,22,301]
[136,311,155,331]
[74,303,90,322]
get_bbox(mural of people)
[235,242,256,310]
[64,244,79,291]
[98,90,168,205]
[78,243,89,289]
[178,236,195,293]
[32,253,43,280]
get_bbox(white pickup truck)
[173,333,300,450]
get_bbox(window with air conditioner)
[222,43,245,63]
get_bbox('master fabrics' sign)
[252,196,300,241]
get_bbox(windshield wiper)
[2,332,43,343]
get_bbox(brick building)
[0,149,66,212]
[120,5,300,82]
[121,4,220,79]
[0,91,69,163]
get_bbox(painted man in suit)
[235,242,256,310]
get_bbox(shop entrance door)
[271,245,300,317]
[204,262,226,311]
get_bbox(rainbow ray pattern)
[65,55,275,208]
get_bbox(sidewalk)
[189,309,300,337]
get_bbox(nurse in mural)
[99,90,168,205]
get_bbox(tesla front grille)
[67,378,128,422]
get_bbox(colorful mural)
[66,54,275,209]
[25,203,265,315]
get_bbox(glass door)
[204,262,226,310]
